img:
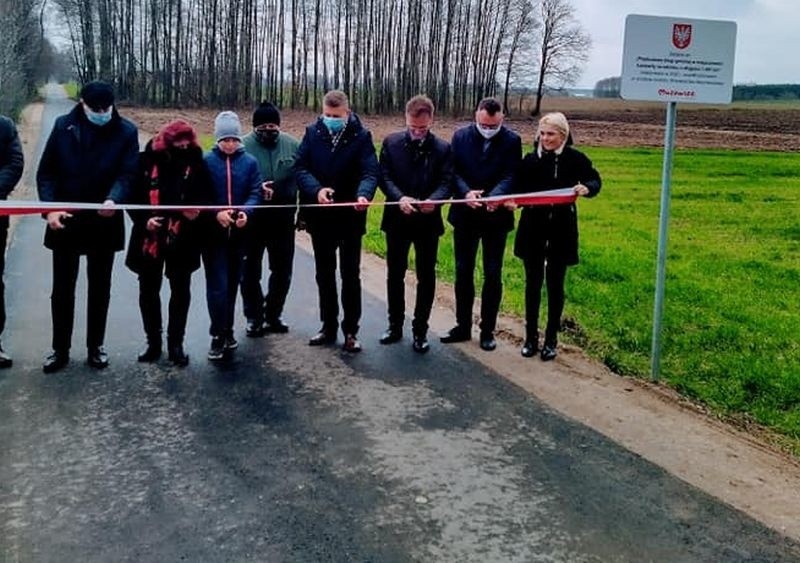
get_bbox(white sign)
[621,14,737,104]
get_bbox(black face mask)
[168,146,191,160]
[256,129,280,145]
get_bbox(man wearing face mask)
[378,95,452,354]
[441,97,521,352]
[37,80,139,373]
[295,90,379,353]
[241,102,300,337]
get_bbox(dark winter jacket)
[448,124,521,233]
[294,113,379,236]
[0,115,24,229]
[242,130,300,230]
[36,104,139,253]
[125,140,212,275]
[513,145,601,266]
[202,145,263,243]
[379,131,453,237]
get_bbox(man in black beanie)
[37,80,139,372]
[240,102,300,335]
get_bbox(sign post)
[620,14,737,381]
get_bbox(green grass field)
[363,146,800,447]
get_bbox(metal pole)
[651,101,677,381]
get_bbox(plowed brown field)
[123,96,800,151]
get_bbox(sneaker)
[224,334,238,351]
[208,337,225,361]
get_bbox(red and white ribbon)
[0,188,577,216]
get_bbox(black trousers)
[50,248,115,352]
[453,226,508,335]
[310,230,362,335]
[0,224,7,337]
[385,230,439,336]
[138,261,192,346]
[241,224,295,323]
[523,257,568,345]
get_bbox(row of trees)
[592,78,800,102]
[0,0,52,117]
[51,0,590,114]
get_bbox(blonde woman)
[514,112,601,361]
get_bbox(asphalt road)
[1,86,798,562]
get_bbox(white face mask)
[476,124,500,140]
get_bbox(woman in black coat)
[126,120,211,366]
[514,112,601,361]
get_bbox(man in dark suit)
[441,97,521,351]
[37,81,139,372]
[378,95,452,353]
[294,90,379,353]
[0,115,24,368]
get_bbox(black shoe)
[137,342,162,362]
[479,333,496,351]
[379,326,402,345]
[208,336,225,361]
[0,344,11,369]
[540,343,557,361]
[440,326,471,344]
[245,318,265,337]
[87,346,109,369]
[342,333,362,353]
[309,328,337,346]
[521,341,538,358]
[412,334,430,354]
[224,334,238,351]
[168,344,189,367]
[43,350,69,373]
[264,318,289,333]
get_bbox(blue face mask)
[322,115,346,134]
[84,105,113,127]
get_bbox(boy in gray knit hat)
[201,111,262,361]
[213,111,243,142]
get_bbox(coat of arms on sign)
[673,24,692,49]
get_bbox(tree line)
[51,0,590,115]
[0,0,56,118]
[593,77,800,102]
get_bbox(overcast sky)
[569,0,799,87]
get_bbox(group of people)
[0,80,601,373]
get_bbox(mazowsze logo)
[673,24,692,49]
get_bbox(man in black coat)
[378,95,452,354]
[0,115,24,368]
[37,81,139,372]
[441,97,521,351]
[295,90,378,353]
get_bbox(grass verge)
[363,146,800,449]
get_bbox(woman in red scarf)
[126,120,211,366]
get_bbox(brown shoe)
[342,334,362,353]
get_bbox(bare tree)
[532,0,590,115]
[500,0,537,115]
